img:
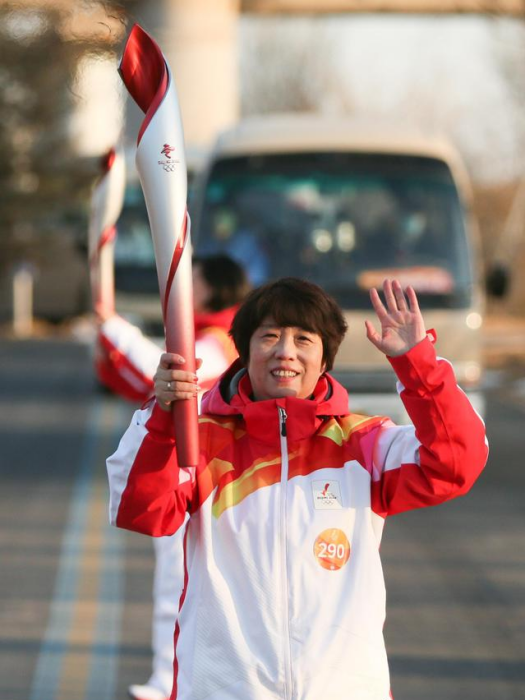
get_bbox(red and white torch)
[88,145,126,319]
[119,24,199,469]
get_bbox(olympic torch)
[88,145,126,319]
[119,24,199,469]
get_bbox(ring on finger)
[167,380,172,391]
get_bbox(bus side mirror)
[486,262,510,298]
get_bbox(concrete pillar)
[129,0,239,150]
[161,0,239,148]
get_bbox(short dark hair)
[229,278,347,371]
[193,255,250,312]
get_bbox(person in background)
[198,206,270,287]
[96,255,250,700]
[95,255,249,405]
[107,277,488,700]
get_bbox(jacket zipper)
[278,406,293,699]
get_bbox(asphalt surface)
[0,336,524,700]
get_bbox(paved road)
[0,338,524,700]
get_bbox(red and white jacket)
[95,307,238,403]
[106,337,488,700]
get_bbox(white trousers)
[148,530,185,697]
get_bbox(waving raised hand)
[365,279,427,357]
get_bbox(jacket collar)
[194,306,238,335]
[201,360,350,444]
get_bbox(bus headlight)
[466,312,483,330]
[463,361,482,384]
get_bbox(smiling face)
[247,318,326,401]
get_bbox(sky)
[241,14,524,183]
[338,16,519,180]
[67,9,525,186]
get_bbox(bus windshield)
[194,152,474,309]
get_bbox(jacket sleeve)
[106,400,195,536]
[370,337,488,517]
[95,315,160,403]
[195,333,231,389]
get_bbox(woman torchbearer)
[107,277,488,700]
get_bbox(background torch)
[88,145,126,319]
[119,24,199,469]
